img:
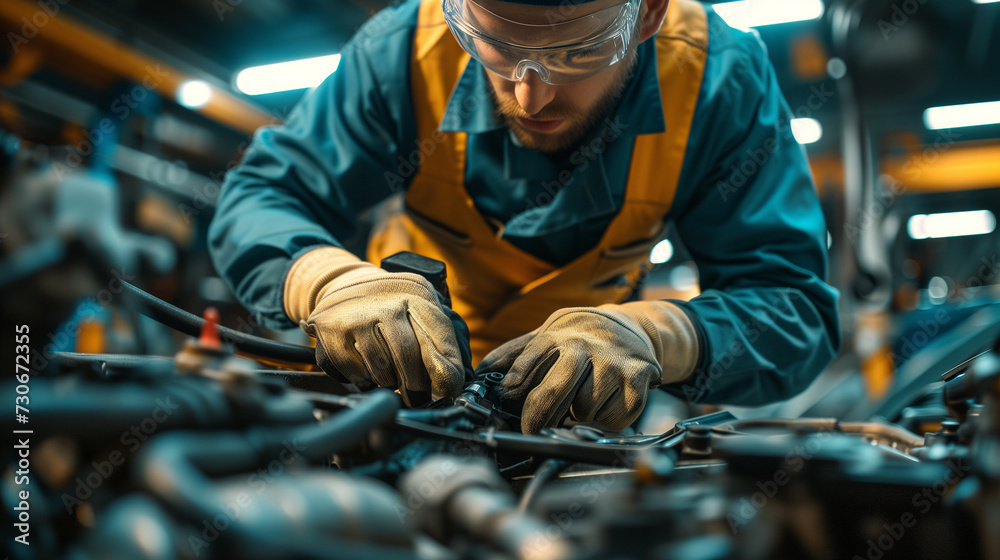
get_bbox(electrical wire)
[120,279,332,370]
[518,458,568,513]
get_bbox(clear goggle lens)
[443,0,641,85]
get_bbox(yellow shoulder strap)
[599,0,708,249]
[626,0,708,207]
[412,0,468,185]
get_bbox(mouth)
[516,117,565,133]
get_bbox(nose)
[514,69,556,117]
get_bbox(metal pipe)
[0,0,272,135]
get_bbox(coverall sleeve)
[208,13,417,329]
[662,25,841,405]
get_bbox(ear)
[637,0,670,43]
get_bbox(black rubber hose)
[392,417,644,465]
[291,389,400,462]
[518,458,568,513]
[137,434,413,560]
[134,390,409,560]
[21,375,235,440]
[120,279,326,369]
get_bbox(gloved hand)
[284,246,472,407]
[477,301,699,434]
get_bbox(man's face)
[471,0,644,153]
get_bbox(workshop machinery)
[4,271,1000,560]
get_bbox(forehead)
[468,0,626,26]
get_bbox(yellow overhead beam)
[882,142,1000,193]
[0,0,274,135]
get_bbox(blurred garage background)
[2,1,1000,557]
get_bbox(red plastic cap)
[199,307,222,349]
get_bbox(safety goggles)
[442,0,641,85]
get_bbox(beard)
[485,46,639,154]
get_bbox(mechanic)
[209,0,840,434]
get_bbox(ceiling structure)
[3,0,997,144]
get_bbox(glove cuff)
[283,246,382,324]
[610,300,700,385]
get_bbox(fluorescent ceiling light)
[650,239,674,264]
[923,101,1000,130]
[972,0,1000,4]
[714,0,824,29]
[907,210,997,240]
[177,80,212,109]
[927,276,948,301]
[236,54,342,96]
[791,118,823,144]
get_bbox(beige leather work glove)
[477,301,699,434]
[284,246,471,407]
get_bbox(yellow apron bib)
[368,0,708,363]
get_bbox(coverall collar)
[438,38,666,237]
